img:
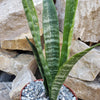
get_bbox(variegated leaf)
[22,0,52,95]
[26,37,49,95]
[51,43,100,100]
[60,0,78,66]
[43,0,60,81]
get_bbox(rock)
[1,32,44,51]
[55,0,100,42]
[0,0,43,50]
[69,40,100,81]
[0,49,37,75]
[1,32,34,51]
[64,76,100,100]
[0,48,18,57]
[74,0,100,43]
[0,94,10,100]
[9,64,36,100]
[55,0,65,31]
[0,82,12,100]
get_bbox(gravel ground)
[21,80,77,100]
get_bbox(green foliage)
[43,0,60,82]
[22,0,100,100]
[60,0,78,66]
[51,43,100,100]
[22,0,52,95]
[26,37,49,95]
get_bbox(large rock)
[0,82,12,100]
[1,32,44,51]
[55,0,100,42]
[0,0,43,50]
[69,40,100,81]
[0,49,37,75]
[64,75,100,100]
[1,32,33,51]
[9,64,36,100]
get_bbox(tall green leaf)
[22,0,52,95]
[60,0,78,66]
[51,43,100,100]
[43,0,60,80]
[26,37,49,95]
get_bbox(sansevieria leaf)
[43,0,60,81]
[60,0,78,66]
[26,37,44,79]
[22,0,52,95]
[51,43,100,100]
[26,37,49,95]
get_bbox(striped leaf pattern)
[43,0,60,80]
[22,0,100,100]
[51,43,100,100]
[60,0,78,66]
[22,0,52,95]
[26,37,49,95]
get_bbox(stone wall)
[55,0,100,100]
[0,0,100,100]
[55,0,100,43]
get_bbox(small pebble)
[21,81,76,100]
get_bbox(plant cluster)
[22,0,100,100]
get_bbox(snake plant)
[22,0,100,100]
